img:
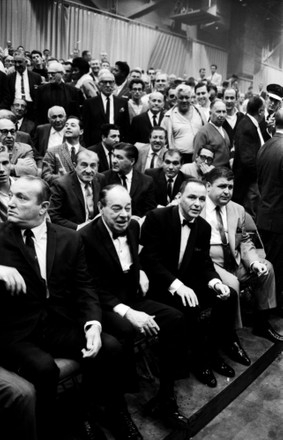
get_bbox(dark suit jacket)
[82,94,130,147]
[102,169,157,217]
[33,123,51,161]
[130,111,164,145]
[223,112,244,149]
[145,168,185,206]
[19,117,36,136]
[88,142,110,172]
[6,70,42,109]
[80,217,142,310]
[140,206,220,300]
[114,82,131,100]
[16,130,33,147]
[34,82,84,125]
[49,171,106,229]
[0,221,101,347]
[233,115,261,204]
[257,132,283,233]
[0,71,8,109]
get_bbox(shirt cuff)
[84,321,102,333]
[208,278,222,290]
[113,303,130,317]
[168,279,183,295]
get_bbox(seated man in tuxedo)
[49,150,105,230]
[134,126,168,174]
[0,175,143,440]
[202,167,282,342]
[102,142,156,218]
[42,116,85,185]
[145,149,185,206]
[140,178,251,388]
[0,117,37,177]
[79,184,188,430]
[33,105,67,170]
[88,123,120,172]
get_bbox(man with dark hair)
[257,108,283,312]
[49,149,105,230]
[31,50,48,80]
[42,116,85,185]
[81,50,92,63]
[72,57,98,99]
[145,149,185,206]
[83,70,130,146]
[102,142,156,217]
[207,64,222,88]
[0,175,141,440]
[140,178,248,387]
[128,79,148,123]
[79,184,188,432]
[233,95,265,218]
[181,146,214,179]
[135,126,168,173]
[11,97,35,136]
[88,123,120,172]
[222,88,244,149]
[113,61,131,99]
[195,82,210,121]
[202,167,281,343]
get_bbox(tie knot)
[182,219,194,229]
[112,230,127,240]
[168,177,174,183]
[24,229,34,239]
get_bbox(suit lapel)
[179,217,199,274]
[71,174,86,214]
[46,223,56,280]
[226,203,237,255]
[130,170,139,198]
[13,226,39,275]
[61,143,73,169]
[170,207,182,268]
[97,218,122,269]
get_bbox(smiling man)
[134,126,168,173]
[49,149,105,230]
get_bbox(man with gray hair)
[162,84,206,162]
[34,61,84,125]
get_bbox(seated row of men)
[0,162,282,439]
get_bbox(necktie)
[20,73,25,99]
[150,152,157,168]
[24,229,41,275]
[71,147,76,166]
[215,206,235,271]
[105,97,110,122]
[85,183,94,219]
[108,150,113,169]
[120,174,127,190]
[167,177,173,202]
[152,114,157,126]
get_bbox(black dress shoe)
[80,419,107,440]
[224,341,251,366]
[211,356,235,378]
[193,366,217,387]
[110,409,143,440]
[253,323,283,343]
[144,395,188,429]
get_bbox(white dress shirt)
[15,69,32,102]
[119,169,133,192]
[205,196,228,245]
[101,93,114,124]
[47,127,65,149]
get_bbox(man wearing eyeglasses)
[83,70,130,147]
[128,78,148,123]
[34,61,84,125]
[181,146,215,179]
[0,118,37,177]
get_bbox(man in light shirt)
[222,88,244,150]
[203,167,282,344]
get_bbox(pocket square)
[119,107,125,113]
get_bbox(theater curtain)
[0,0,227,77]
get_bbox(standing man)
[102,143,156,218]
[257,108,283,312]
[33,106,67,170]
[233,96,265,218]
[140,178,249,387]
[30,50,48,81]
[83,70,130,147]
[145,149,185,207]
[128,79,148,123]
[222,88,244,149]
[130,92,165,145]
[112,61,131,99]
[79,184,188,431]
[135,126,168,173]
[6,52,42,120]
[162,84,206,163]
[0,175,142,440]
[207,64,222,88]
[88,123,120,172]
[202,167,282,342]
[195,82,210,121]
[49,150,105,230]
[42,116,85,185]
[193,100,230,168]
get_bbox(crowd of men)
[0,44,283,440]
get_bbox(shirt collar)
[50,127,65,136]
[65,141,80,152]
[21,219,47,241]
[177,207,195,225]
[206,196,225,214]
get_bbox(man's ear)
[97,201,102,213]
[206,181,212,192]
[40,201,50,216]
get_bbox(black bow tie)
[182,219,195,229]
[112,231,127,240]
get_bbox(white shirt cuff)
[113,303,130,317]
[84,321,102,333]
[208,278,222,290]
[168,279,184,295]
